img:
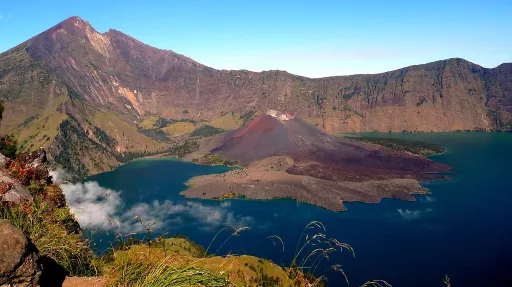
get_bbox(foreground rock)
[0,149,53,204]
[62,277,105,287]
[0,220,41,286]
[0,168,33,204]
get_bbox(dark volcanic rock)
[0,220,41,286]
[213,112,450,182]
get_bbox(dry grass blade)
[267,235,285,252]
[361,280,393,287]
[205,225,236,256]
[214,226,251,255]
[331,264,350,285]
[329,238,356,258]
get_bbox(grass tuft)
[0,199,97,276]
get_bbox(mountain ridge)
[1,16,511,179]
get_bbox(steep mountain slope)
[0,16,510,179]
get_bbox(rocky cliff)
[0,16,510,178]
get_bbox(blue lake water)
[84,133,512,287]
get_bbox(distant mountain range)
[0,16,510,179]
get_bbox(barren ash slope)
[182,111,451,211]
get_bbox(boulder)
[0,220,41,286]
[0,169,32,204]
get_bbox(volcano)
[212,111,450,183]
[183,112,450,211]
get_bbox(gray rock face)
[0,169,32,204]
[0,220,41,286]
[0,153,7,169]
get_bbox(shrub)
[193,153,239,166]
[165,140,199,158]
[103,242,227,287]
[344,136,445,156]
[0,101,4,121]
[240,111,256,125]
[190,125,225,137]
[93,127,118,148]
[417,98,427,106]
[0,200,97,276]
[0,134,17,159]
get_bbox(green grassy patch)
[344,136,445,156]
[192,153,239,166]
[0,188,97,276]
[189,125,225,137]
[165,140,200,158]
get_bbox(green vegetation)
[0,134,17,159]
[353,110,365,118]
[240,110,256,125]
[192,153,239,166]
[190,125,225,137]
[343,105,365,118]
[20,115,37,128]
[344,136,445,156]
[99,225,327,287]
[208,112,242,130]
[0,199,97,276]
[53,118,92,180]
[67,86,83,101]
[417,98,427,106]
[0,101,4,121]
[0,153,97,276]
[138,128,169,142]
[0,102,17,158]
[165,140,200,158]
[93,127,118,147]
[105,252,227,287]
[155,117,173,128]
[114,150,152,163]
[213,191,245,199]
[162,122,197,136]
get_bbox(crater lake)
[74,133,512,287]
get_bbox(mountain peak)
[57,16,92,31]
[63,16,86,23]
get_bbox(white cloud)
[61,181,123,230]
[50,168,73,184]
[397,208,433,220]
[220,202,231,208]
[60,181,253,234]
[419,196,436,203]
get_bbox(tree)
[0,101,4,121]
[0,101,18,158]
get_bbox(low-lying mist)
[60,180,254,234]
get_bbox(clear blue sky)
[0,0,510,78]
